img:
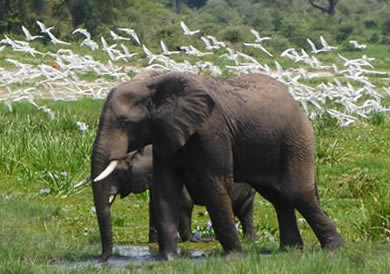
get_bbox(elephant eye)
[118,117,132,127]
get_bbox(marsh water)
[57,245,207,270]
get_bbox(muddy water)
[56,245,207,270]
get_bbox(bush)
[279,16,310,48]
[335,23,355,43]
[221,26,246,43]
[369,32,380,44]
[267,35,291,52]
[381,18,390,35]
[364,19,378,29]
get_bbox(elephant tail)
[314,168,321,206]
[314,168,331,216]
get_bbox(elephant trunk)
[91,136,120,262]
[93,186,113,262]
[91,144,114,262]
[91,117,130,261]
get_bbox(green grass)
[1,99,390,273]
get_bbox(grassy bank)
[1,99,390,273]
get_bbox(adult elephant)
[79,145,256,244]
[91,71,344,261]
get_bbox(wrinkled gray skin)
[91,71,344,261]
[107,144,256,243]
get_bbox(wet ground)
[56,245,207,270]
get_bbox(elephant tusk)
[94,160,119,182]
[74,175,91,188]
[109,194,116,205]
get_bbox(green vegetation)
[1,0,390,53]
[1,99,390,272]
[1,0,390,272]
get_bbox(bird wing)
[160,40,168,53]
[250,29,261,40]
[21,26,31,39]
[180,21,190,33]
[306,38,317,52]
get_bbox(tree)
[176,0,181,13]
[308,0,340,16]
[0,0,47,33]
[64,0,98,34]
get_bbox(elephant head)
[91,72,214,260]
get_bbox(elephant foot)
[280,243,303,252]
[322,234,345,251]
[156,251,177,261]
[222,249,247,260]
[280,237,304,251]
[98,253,112,263]
[244,232,257,240]
[180,232,204,243]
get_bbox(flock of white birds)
[1,20,389,127]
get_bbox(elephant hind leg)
[254,186,303,250]
[204,177,243,254]
[274,203,303,250]
[178,186,196,242]
[293,194,344,250]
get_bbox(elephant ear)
[148,72,215,156]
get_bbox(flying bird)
[320,36,338,51]
[307,36,337,54]
[349,40,367,49]
[72,28,91,40]
[47,31,71,46]
[206,35,226,48]
[142,44,158,64]
[101,37,119,61]
[180,21,200,36]
[200,36,220,50]
[243,43,273,57]
[36,20,54,33]
[117,28,141,45]
[250,29,271,43]
[21,26,43,41]
[115,44,138,61]
[110,30,130,41]
[160,40,180,56]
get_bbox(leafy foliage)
[1,0,390,50]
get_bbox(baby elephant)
[79,145,256,242]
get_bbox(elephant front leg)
[204,176,243,254]
[148,193,158,243]
[152,164,183,260]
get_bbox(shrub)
[381,18,390,35]
[369,32,380,44]
[364,19,378,29]
[279,16,310,48]
[335,23,354,43]
[221,26,246,43]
